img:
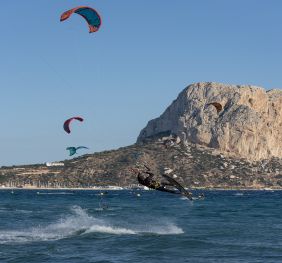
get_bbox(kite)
[207,102,223,113]
[60,6,102,33]
[66,146,89,156]
[161,174,193,200]
[63,117,84,134]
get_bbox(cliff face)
[137,82,282,161]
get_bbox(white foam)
[137,223,184,235]
[234,192,244,196]
[84,222,183,236]
[0,206,98,244]
[37,192,74,195]
[0,206,183,244]
[85,225,136,235]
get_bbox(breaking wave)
[36,192,74,195]
[0,206,183,244]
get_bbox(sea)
[0,189,282,263]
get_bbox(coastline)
[1,186,281,191]
[0,186,125,191]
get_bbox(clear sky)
[1,0,282,166]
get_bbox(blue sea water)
[0,189,282,263]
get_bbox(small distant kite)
[207,102,223,113]
[60,6,102,33]
[63,117,84,134]
[66,146,89,156]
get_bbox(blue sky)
[1,0,282,166]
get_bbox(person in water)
[131,165,193,199]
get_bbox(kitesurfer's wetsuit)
[137,171,185,194]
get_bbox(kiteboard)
[162,174,193,200]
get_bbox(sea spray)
[0,205,183,244]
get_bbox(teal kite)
[66,146,89,156]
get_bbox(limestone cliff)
[137,82,282,161]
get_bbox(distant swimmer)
[130,165,193,200]
[98,192,109,210]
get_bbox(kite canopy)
[66,147,77,156]
[60,6,102,33]
[207,102,223,113]
[66,146,89,156]
[63,117,84,134]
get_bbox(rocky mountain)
[138,82,282,161]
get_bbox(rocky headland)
[138,82,282,161]
[1,82,282,190]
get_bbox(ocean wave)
[234,192,244,196]
[0,208,32,214]
[0,206,183,244]
[137,224,184,235]
[36,192,74,195]
[84,225,136,235]
[14,209,33,214]
[84,222,183,236]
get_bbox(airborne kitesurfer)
[130,165,193,200]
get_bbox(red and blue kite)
[60,6,102,33]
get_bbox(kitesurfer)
[130,165,193,200]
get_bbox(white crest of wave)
[37,192,74,195]
[0,206,100,244]
[85,225,136,235]
[0,206,183,244]
[140,224,184,235]
[85,221,183,236]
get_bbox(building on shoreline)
[46,162,64,167]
